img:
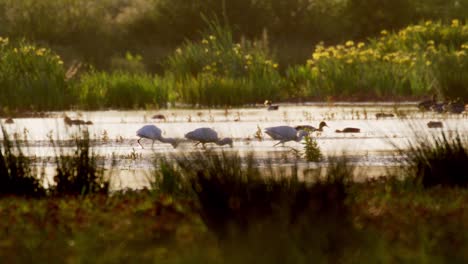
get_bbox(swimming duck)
[335,127,360,133]
[295,121,328,132]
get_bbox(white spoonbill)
[185,127,233,148]
[136,125,179,149]
[264,126,309,146]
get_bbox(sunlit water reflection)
[2,103,466,189]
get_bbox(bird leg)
[194,142,200,147]
[138,138,144,149]
[151,140,155,149]
[273,141,283,147]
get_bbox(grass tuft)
[405,132,468,188]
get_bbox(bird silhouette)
[445,98,465,114]
[264,100,279,111]
[375,113,395,119]
[136,125,179,149]
[427,121,443,128]
[295,121,328,132]
[418,94,436,111]
[264,126,309,146]
[335,127,360,133]
[185,127,233,148]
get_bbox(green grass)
[75,71,170,109]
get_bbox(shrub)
[166,21,283,106]
[0,37,69,111]
[296,21,468,101]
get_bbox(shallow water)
[2,103,467,189]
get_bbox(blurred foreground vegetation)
[0,0,468,111]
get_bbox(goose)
[185,127,233,148]
[264,126,309,146]
[136,125,179,149]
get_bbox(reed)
[0,126,46,197]
[50,129,110,196]
[404,131,468,188]
[75,71,170,109]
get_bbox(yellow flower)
[425,61,431,66]
[345,40,354,47]
[58,60,64,65]
[273,63,279,69]
[427,40,435,46]
[306,59,313,66]
[209,35,216,41]
[451,19,459,27]
[244,54,252,60]
[202,39,209,44]
[176,48,182,54]
[425,20,432,26]
[357,42,365,48]
[456,51,466,57]
[381,30,388,35]
[346,59,353,64]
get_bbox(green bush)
[166,22,283,106]
[0,38,69,111]
[293,21,468,101]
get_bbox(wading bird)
[185,127,233,148]
[136,125,179,149]
[335,127,360,133]
[295,121,328,132]
[264,100,279,111]
[264,126,309,146]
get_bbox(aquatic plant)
[303,134,322,162]
[51,129,110,196]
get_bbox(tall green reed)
[75,71,170,109]
[51,129,110,196]
[404,131,468,188]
